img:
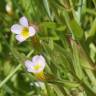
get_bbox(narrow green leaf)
[52,85,66,96]
[43,0,53,20]
[70,20,84,39]
[72,41,84,80]
[87,18,96,38]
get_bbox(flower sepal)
[35,71,46,81]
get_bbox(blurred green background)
[0,0,96,96]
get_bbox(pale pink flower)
[25,55,46,74]
[11,16,36,42]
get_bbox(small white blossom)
[11,16,36,42]
[6,3,12,14]
[35,81,45,88]
[25,55,46,74]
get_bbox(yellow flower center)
[21,27,29,38]
[34,64,41,70]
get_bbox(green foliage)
[0,0,96,96]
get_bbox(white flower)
[34,81,45,88]
[11,16,36,42]
[6,3,12,14]
[25,55,46,74]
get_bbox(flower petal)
[11,24,23,34]
[25,60,33,72]
[32,55,45,64]
[19,16,28,27]
[32,55,39,62]
[16,35,25,42]
[25,60,33,67]
[29,26,36,37]
[25,60,37,72]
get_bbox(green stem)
[0,50,33,88]
[0,64,22,88]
